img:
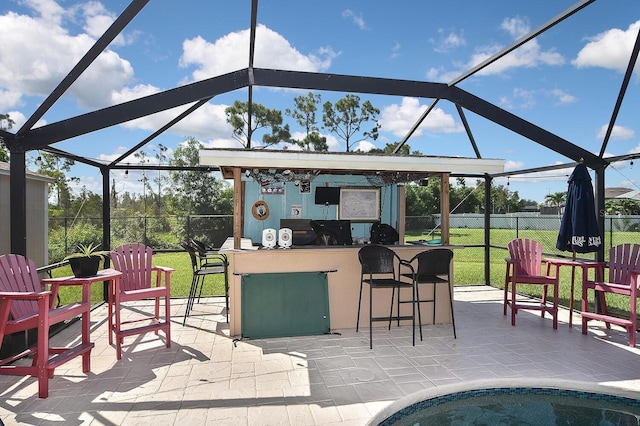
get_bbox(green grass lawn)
[52,229,635,319]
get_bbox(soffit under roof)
[199,148,505,179]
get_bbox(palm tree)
[545,191,566,216]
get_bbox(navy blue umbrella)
[556,162,602,253]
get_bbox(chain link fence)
[49,214,234,262]
[49,213,640,284]
[407,213,640,285]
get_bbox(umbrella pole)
[569,251,576,327]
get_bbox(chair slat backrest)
[414,248,453,276]
[111,243,153,291]
[0,254,41,320]
[358,245,397,275]
[507,238,543,277]
[180,242,199,273]
[608,243,640,285]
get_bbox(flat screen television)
[314,186,340,205]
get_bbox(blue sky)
[0,0,639,204]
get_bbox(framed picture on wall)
[299,180,311,193]
[339,187,380,221]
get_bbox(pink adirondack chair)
[581,243,640,346]
[504,238,560,329]
[0,254,93,398]
[110,243,173,360]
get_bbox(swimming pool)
[372,383,640,426]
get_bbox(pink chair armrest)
[0,291,50,300]
[152,266,175,273]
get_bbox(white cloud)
[389,42,401,60]
[2,110,46,130]
[550,88,576,105]
[201,138,243,149]
[596,124,636,140]
[0,2,134,111]
[285,131,343,151]
[509,162,574,183]
[97,146,137,164]
[499,88,536,109]
[110,83,234,140]
[628,144,640,157]
[380,97,463,137]
[0,85,23,112]
[180,24,337,82]
[111,83,160,104]
[97,144,174,167]
[425,66,461,83]
[477,39,564,75]
[342,9,366,30]
[573,20,640,74]
[25,0,65,27]
[68,173,101,193]
[504,159,524,171]
[353,140,375,152]
[432,29,466,53]
[427,17,564,82]
[79,2,114,39]
[500,16,529,39]
[324,133,341,151]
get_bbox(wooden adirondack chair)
[110,243,173,360]
[504,238,561,329]
[0,254,94,398]
[581,243,640,347]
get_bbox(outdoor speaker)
[278,228,292,248]
[262,228,276,248]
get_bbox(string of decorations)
[245,168,429,187]
[244,169,321,187]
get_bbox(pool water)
[377,387,640,426]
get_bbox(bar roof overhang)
[199,148,505,179]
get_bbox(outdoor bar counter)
[198,148,504,339]
[225,244,459,339]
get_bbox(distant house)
[540,206,562,215]
[605,187,633,199]
[0,162,53,267]
[519,203,539,213]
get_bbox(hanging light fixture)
[35,154,42,167]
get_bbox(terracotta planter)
[68,256,102,278]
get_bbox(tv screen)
[315,187,340,205]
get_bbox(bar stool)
[403,248,456,339]
[181,241,229,324]
[356,245,417,349]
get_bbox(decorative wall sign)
[261,185,285,195]
[251,200,270,220]
[291,205,302,218]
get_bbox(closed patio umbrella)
[556,162,602,254]
[556,161,602,326]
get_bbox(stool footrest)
[371,315,414,322]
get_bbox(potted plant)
[64,243,112,278]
